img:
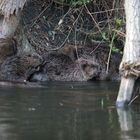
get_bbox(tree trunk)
[0,1,43,82]
[0,0,26,38]
[0,14,20,38]
[116,0,140,107]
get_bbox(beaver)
[0,38,17,64]
[31,54,100,82]
[0,53,43,82]
[56,44,83,61]
[49,57,99,81]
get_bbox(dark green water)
[0,81,140,140]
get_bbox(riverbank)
[0,0,124,82]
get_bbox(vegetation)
[0,0,125,82]
[51,0,125,51]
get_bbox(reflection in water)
[117,108,134,140]
[0,82,139,140]
[117,107,140,140]
[117,108,133,131]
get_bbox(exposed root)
[120,60,140,78]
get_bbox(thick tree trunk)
[0,0,26,38]
[0,15,19,38]
[116,0,140,107]
[0,1,43,82]
[0,0,26,18]
[0,0,37,55]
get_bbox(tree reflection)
[117,108,139,140]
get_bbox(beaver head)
[76,57,100,80]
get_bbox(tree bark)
[0,1,44,82]
[0,0,27,38]
[0,15,19,38]
[0,0,26,18]
[116,0,140,107]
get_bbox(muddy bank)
[0,0,123,82]
[0,81,44,88]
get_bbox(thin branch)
[48,7,84,51]
[128,95,139,105]
[84,4,102,34]
[106,32,115,73]
[30,2,53,28]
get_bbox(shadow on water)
[0,81,139,140]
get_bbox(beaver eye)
[82,64,87,69]
[28,54,31,57]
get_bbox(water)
[0,81,139,140]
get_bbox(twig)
[112,29,125,37]
[84,4,102,34]
[48,7,84,51]
[48,28,72,51]
[106,32,115,73]
[57,7,73,26]
[52,0,71,6]
[90,40,103,54]
[128,95,139,105]
[30,2,53,28]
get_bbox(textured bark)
[0,0,26,18]
[0,0,27,38]
[120,0,140,77]
[0,15,20,38]
[0,0,43,82]
[116,0,140,107]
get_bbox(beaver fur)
[31,53,100,82]
[30,44,121,82]
[0,53,43,82]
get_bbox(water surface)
[0,81,139,140]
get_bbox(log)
[116,0,140,107]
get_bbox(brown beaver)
[31,54,100,82]
[48,57,99,81]
[0,38,17,64]
[0,53,43,82]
